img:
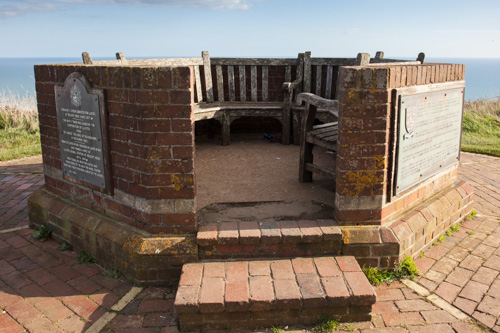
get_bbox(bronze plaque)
[394,87,464,195]
[55,74,109,192]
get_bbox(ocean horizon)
[1,56,499,101]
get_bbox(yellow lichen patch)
[344,171,384,183]
[373,155,387,169]
[171,174,182,191]
[343,229,351,244]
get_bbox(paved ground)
[0,152,498,333]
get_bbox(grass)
[461,98,500,157]
[363,256,419,286]
[313,316,339,332]
[0,90,40,161]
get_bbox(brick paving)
[0,152,498,332]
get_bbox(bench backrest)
[194,52,302,104]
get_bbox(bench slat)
[251,65,257,102]
[202,51,214,103]
[315,65,322,96]
[239,65,246,102]
[228,65,236,102]
[285,65,292,82]
[262,66,268,102]
[216,65,224,102]
[304,52,311,93]
[325,65,333,99]
[211,58,297,66]
[194,65,203,103]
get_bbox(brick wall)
[34,64,197,234]
[335,63,466,227]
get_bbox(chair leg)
[281,108,291,145]
[221,113,230,146]
[299,141,314,182]
[292,110,302,145]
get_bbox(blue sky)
[0,0,499,58]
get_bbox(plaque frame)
[388,81,465,200]
[55,72,113,195]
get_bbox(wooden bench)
[285,51,425,144]
[193,51,303,145]
[297,93,340,182]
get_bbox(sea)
[1,57,500,101]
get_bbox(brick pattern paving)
[0,157,44,230]
[413,152,500,332]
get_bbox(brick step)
[197,219,343,259]
[174,256,376,331]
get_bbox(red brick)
[372,301,399,314]
[321,276,350,306]
[298,220,323,242]
[336,256,361,272]
[259,221,281,243]
[1,270,32,290]
[226,261,248,282]
[273,279,301,309]
[218,222,239,244]
[138,299,173,313]
[31,298,73,322]
[225,281,250,312]
[5,300,43,325]
[61,295,100,320]
[238,221,261,244]
[68,276,101,294]
[17,283,50,299]
[174,285,200,313]
[421,310,458,323]
[248,261,270,276]
[6,235,29,248]
[50,264,80,282]
[435,282,461,303]
[382,312,425,327]
[345,271,376,305]
[249,275,275,311]
[203,262,225,278]
[296,274,326,308]
[317,220,341,241]
[459,281,489,302]
[314,257,341,277]
[0,312,24,333]
[199,278,224,313]
[291,258,316,275]
[453,297,477,315]
[270,260,294,280]
[143,312,176,327]
[278,220,301,242]
[179,263,203,286]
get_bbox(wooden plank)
[125,57,203,66]
[194,65,203,103]
[202,51,214,103]
[228,65,235,102]
[216,65,224,102]
[315,65,322,96]
[295,53,305,96]
[356,53,371,66]
[305,163,336,178]
[211,58,297,66]
[285,66,292,82]
[262,66,268,102]
[239,65,246,102]
[115,52,127,65]
[325,66,333,99]
[303,52,312,93]
[251,65,257,102]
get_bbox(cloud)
[0,0,254,16]
[0,3,67,17]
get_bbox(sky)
[0,0,499,59]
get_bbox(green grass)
[461,98,500,157]
[314,316,339,332]
[0,91,41,161]
[363,256,419,286]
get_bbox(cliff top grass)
[0,91,41,161]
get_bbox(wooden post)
[417,52,425,64]
[82,52,93,65]
[202,51,214,103]
[116,52,127,65]
[375,51,384,59]
[355,53,370,66]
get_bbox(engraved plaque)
[55,74,110,192]
[394,87,464,195]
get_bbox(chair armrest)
[282,78,303,92]
[296,93,339,112]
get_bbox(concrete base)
[27,186,197,286]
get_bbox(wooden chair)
[297,93,339,183]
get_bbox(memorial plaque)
[55,74,110,192]
[394,86,464,195]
